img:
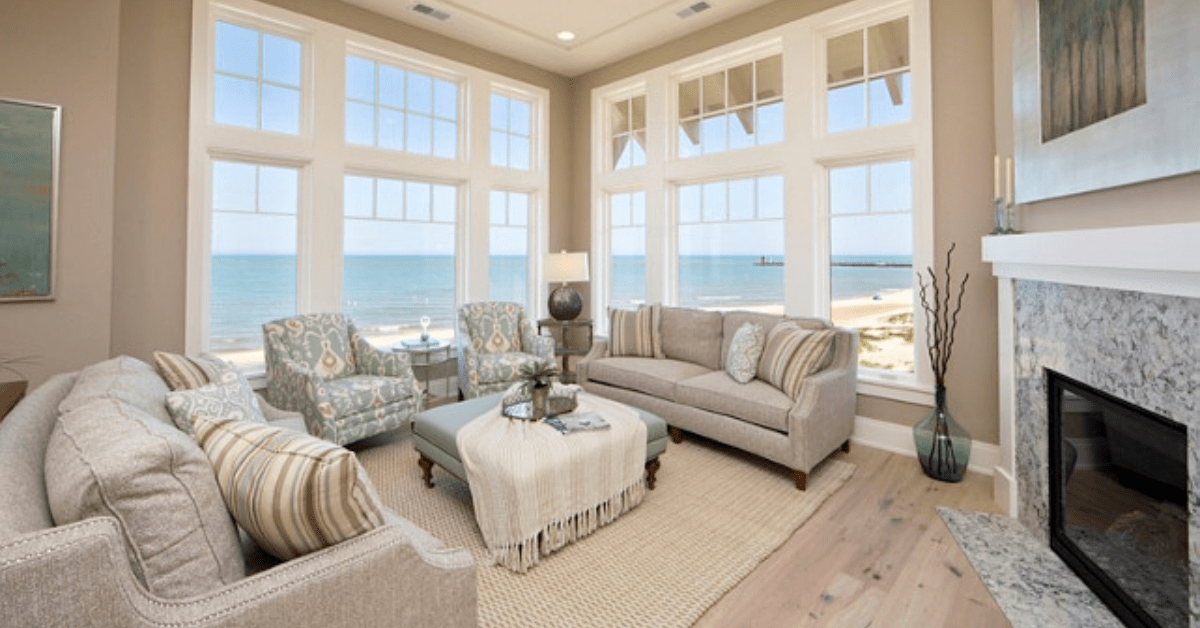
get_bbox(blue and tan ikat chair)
[262,313,422,445]
[456,302,556,399]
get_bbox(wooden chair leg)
[418,453,435,488]
[669,426,684,444]
[841,439,851,454]
[793,469,807,491]
[645,457,661,490]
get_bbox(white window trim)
[589,0,934,402]
[188,0,549,360]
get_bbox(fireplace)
[1048,370,1189,628]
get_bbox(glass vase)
[913,386,972,482]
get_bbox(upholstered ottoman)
[414,393,667,489]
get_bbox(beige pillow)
[758,322,837,398]
[44,398,245,598]
[191,416,386,560]
[608,304,661,358]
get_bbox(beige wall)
[570,0,1002,444]
[0,0,122,386]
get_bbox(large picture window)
[826,17,911,133]
[345,55,459,159]
[209,160,298,360]
[489,190,531,305]
[610,95,646,170]
[609,191,646,308]
[490,93,532,170]
[343,175,458,342]
[828,159,914,373]
[213,21,302,134]
[677,54,782,158]
[677,175,784,311]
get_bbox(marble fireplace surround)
[981,222,1200,626]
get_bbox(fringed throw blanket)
[457,391,648,572]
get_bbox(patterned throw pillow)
[191,416,387,560]
[608,305,661,358]
[724,322,765,384]
[165,371,266,434]
[758,322,837,398]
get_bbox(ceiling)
[338,0,780,77]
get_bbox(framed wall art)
[1014,0,1200,203]
[0,98,60,302]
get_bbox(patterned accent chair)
[263,313,423,446]
[456,302,556,399]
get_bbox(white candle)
[994,155,1001,200]
[1005,157,1014,205]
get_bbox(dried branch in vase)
[917,243,969,389]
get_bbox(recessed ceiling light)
[556,31,576,42]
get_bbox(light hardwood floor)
[693,444,1013,628]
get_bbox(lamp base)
[548,286,583,321]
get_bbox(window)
[826,17,910,133]
[677,175,784,311]
[343,175,458,341]
[609,191,646,307]
[828,160,914,373]
[610,95,646,170]
[677,54,783,158]
[490,93,532,170]
[489,190,530,304]
[209,160,298,358]
[345,55,459,159]
[213,21,302,134]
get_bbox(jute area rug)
[355,427,855,628]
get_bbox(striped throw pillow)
[153,351,211,391]
[191,416,386,560]
[608,305,660,357]
[758,322,837,398]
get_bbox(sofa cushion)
[58,355,173,427]
[191,416,386,560]
[724,322,765,384]
[585,357,710,402]
[165,370,267,434]
[660,307,723,370]
[676,371,793,432]
[44,398,245,598]
[608,304,661,358]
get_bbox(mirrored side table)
[393,338,458,408]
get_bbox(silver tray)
[502,396,578,421]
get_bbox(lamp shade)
[544,251,589,284]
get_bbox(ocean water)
[211,254,912,347]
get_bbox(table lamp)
[544,250,589,321]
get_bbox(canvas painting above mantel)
[1013,0,1200,203]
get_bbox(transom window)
[213,21,302,134]
[826,17,910,133]
[490,94,532,170]
[610,95,646,170]
[345,55,459,159]
[677,174,784,310]
[677,54,783,158]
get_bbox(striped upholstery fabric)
[191,415,386,560]
[757,322,837,398]
[608,305,660,358]
[153,351,211,391]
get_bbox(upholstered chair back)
[458,302,527,355]
[263,313,357,380]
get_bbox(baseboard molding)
[851,415,999,477]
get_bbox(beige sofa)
[578,308,857,490]
[0,357,475,628]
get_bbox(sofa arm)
[264,356,326,420]
[0,515,476,628]
[786,328,858,475]
[351,330,417,385]
[575,338,609,384]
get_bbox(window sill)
[856,373,933,406]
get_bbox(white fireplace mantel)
[982,222,1200,299]
[982,221,1200,516]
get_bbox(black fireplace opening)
[1048,370,1188,628]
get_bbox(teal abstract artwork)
[0,99,59,301]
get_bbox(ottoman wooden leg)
[669,426,684,444]
[793,469,807,491]
[645,457,660,490]
[841,439,851,453]
[418,453,435,488]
